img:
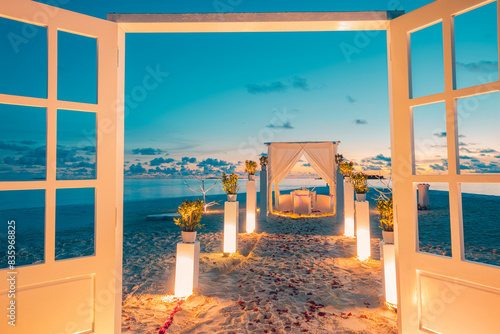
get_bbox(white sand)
[121,212,397,333]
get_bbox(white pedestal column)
[344,179,355,237]
[336,171,344,223]
[417,183,430,209]
[174,241,200,297]
[259,166,267,222]
[246,180,256,233]
[224,201,239,255]
[355,201,370,260]
[381,242,397,306]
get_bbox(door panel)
[0,1,122,333]
[388,0,500,332]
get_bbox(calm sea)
[1,178,499,210]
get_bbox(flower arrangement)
[259,155,269,167]
[173,199,205,232]
[221,172,239,194]
[350,172,369,194]
[245,160,258,175]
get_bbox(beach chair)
[278,194,292,212]
[316,194,333,213]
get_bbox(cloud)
[354,119,367,125]
[434,132,447,138]
[456,60,498,72]
[246,81,287,94]
[148,166,178,175]
[346,96,357,103]
[128,163,147,174]
[0,141,31,152]
[246,76,310,94]
[429,164,446,171]
[290,76,309,91]
[197,158,232,168]
[20,140,37,145]
[460,160,500,173]
[302,163,311,167]
[434,132,466,138]
[149,157,175,166]
[479,149,498,154]
[182,157,197,164]
[373,154,391,162]
[132,148,164,155]
[267,121,294,129]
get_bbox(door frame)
[388,0,500,332]
[0,1,124,333]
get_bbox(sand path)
[122,214,397,334]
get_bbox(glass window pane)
[0,104,46,181]
[416,183,452,257]
[57,31,97,104]
[461,183,500,267]
[57,110,96,180]
[56,188,95,261]
[0,190,45,269]
[413,102,448,174]
[0,17,47,98]
[410,22,445,98]
[454,2,499,90]
[457,92,500,174]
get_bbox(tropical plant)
[374,177,393,231]
[377,197,393,231]
[174,199,205,232]
[245,160,258,175]
[335,154,344,165]
[259,155,269,167]
[221,172,239,194]
[339,160,354,177]
[351,171,369,194]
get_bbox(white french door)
[389,0,500,333]
[0,1,123,333]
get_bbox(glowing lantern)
[344,179,355,237]
[174,241,200,298]
[355,201,370,260]
[224,201,239,254]
[246,180,256,233]
[382,242,397,306]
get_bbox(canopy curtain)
[268,145,304,210]
[266,142,339,213]
[302,143,338,194]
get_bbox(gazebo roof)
[264,141,340,146]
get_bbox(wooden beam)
[107,11,404,33]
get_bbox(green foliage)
[245,160,258,175]
[351,171,369,194]
[221,172,239,194]
[335,154,344,165]
[174,198,205,232]
[259,155,269,167]
[377,197,393,231]
[339,160,354,177]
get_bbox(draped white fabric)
[267,142,339,212]
[302,143,338,194]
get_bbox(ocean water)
[123,178,500,202]
[123,177,329,202]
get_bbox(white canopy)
[265,141,339,213]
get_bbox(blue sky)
[0,0,499,180]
